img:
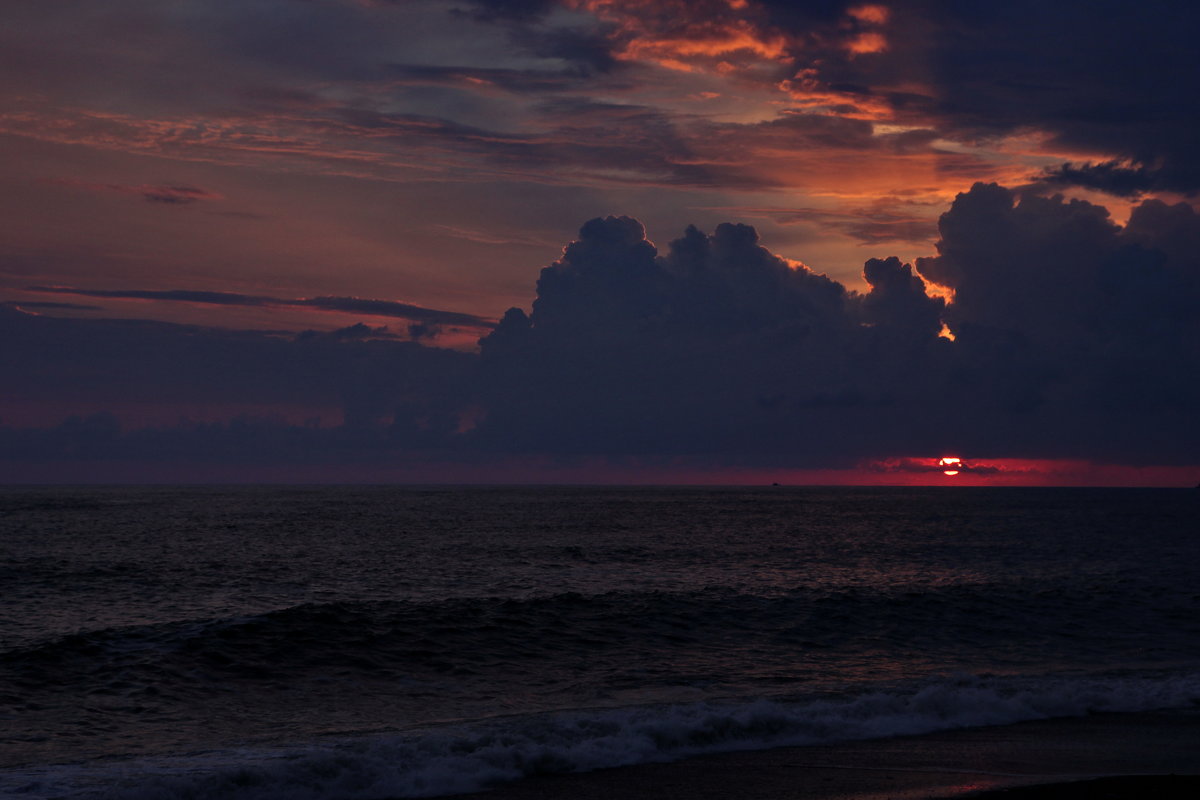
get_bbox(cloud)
[861,457,1004,476]
[472,189,1199,466]
[859,255,943,338]
[4,185,1200,473]
[1036,160,1199,198]
[803,1,1200,194]
[0,303,475,433]
[913,183,1200,461]
[3,98,779,191]
[45,179,223,204]
[2,300,102,311]
[301,323,400,341]
[5,0,1196,203]
[452,0,561,23]
[385,63,598,94]
[301,296,492,327]
[473,214,939,460]
[0,1,963,196]
[431,224,556,247]
[722,200,940,245]
[406,322,441,343]
[26,286,496,329]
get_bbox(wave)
[5,671,1199,800]
[7,579,1196,670]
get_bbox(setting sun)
[938,456,962,476]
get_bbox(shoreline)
[441,709,1200,800]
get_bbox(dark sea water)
[2,486,1198,798]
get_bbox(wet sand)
[445,709,1200,800]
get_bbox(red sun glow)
[938,456,962,476]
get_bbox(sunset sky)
[2,0,1198,484]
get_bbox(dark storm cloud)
[786,0,1200,195]
[6,184,1200,469]
[531,1,1194,195]
[472,188,1199,466]
[473,215,936,461]
[1037,161,1200,199]
[913,183,1200,461]
[26,287,494,329]
[482,0,1200,196]
[860,256,943,339]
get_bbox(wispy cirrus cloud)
[45,178,223,204]
[25,286,496,329]
[384,63,609,94]
[2,300,102,311]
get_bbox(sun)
[938,456,962,476]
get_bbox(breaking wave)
[6,671,1198,800]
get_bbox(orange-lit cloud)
[845,31,888,55]
[571,0,790,73]
[848,5,890,26]
[619,26,789,72]
[777,69,895,120]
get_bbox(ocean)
[2,486,1198,798]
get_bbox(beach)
[445,710,1200,800]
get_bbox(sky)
[1,0,1198,484]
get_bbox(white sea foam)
[5,671,1199,800]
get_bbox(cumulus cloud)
[4,185,1199,473]
[471,189,1199,466]
[914,183,1200,461]
[860,256,943,339]
[474,214,942,461]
